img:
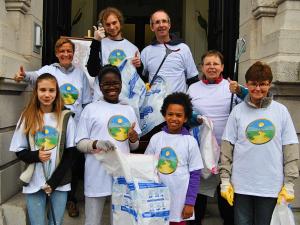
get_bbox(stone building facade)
[0,0,299,224]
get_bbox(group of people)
[10,6,299,225]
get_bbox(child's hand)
[96,140,116,152]
[181,204,194,219]
[128,122,138,143]
[39,146,51,162]
[42,183,52,195]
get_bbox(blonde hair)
[19,74,64,135]
[55,38,75,53]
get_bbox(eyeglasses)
[152,19,169,25]
[247,82,270,89]
[100,81,121,89]
[203,62,222,67]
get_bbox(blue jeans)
[234,193,276,225]
[26,190,68,225]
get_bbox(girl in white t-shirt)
[145,92,203,224]
[76,64,141,225]
[9,74,76,225]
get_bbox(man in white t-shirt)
[220,61,299,225]
[87,7,142,101]
[139,10,199,139]
[141,10,199,94]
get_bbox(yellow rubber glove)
[145,83,151,91]
[220,178,234,206]
[277,182,295,204]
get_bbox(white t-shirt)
[187,79,238,145]
[75,100,141,197]
[141,43,198,94]
[222,100,299,197]
[145,131,203,222]
[9,113,76,194]
[93,38,139,101]
[26,64,92,123]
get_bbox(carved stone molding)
[252,0,278,19]
[0,77,27,92]
[271,81,300,97]
[5,0,31,14]
[276,0,300,5]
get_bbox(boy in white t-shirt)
[145,92,203,224]
[76,65,141,225]
[220,61,299,225]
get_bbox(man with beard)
[87,7,142,101]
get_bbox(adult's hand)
[131,51,141,68]
[14,66,26,82]
[93,25,106,41]
[228,78,241,94]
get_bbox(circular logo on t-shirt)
[158,147,178,174]
[108,115,131,141]
[60,83,79,105]
[108,49,126,66]
[245,119,275,145]
[35,126,59,150]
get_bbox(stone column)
[0,0,42,206]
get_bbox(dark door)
[208,0,240,79]
[42,0,72,65]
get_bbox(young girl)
[9,74,76,225]
[14,38,92,217]
[145,92,203,224]
[76,64,141,225]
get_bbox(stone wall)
[0,0,43,205]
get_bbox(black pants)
[189,185,234,225]
[67,150,85,203]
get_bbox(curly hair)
[160,92,193,119]
[98,7,124,26]
[98,64,121,84]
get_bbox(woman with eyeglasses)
[187,50,239,225]
[220,61,299,225]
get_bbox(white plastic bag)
[95,150,170,225]
[118,59,147,122]
[190,116,220,179]
[139,76,167,136]
[270,204,296,225]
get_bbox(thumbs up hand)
[228,78,241,94]
[128,122,138,143]
[14,66,26,82]
[131,51,141,68]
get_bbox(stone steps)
[1,192,300,225]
